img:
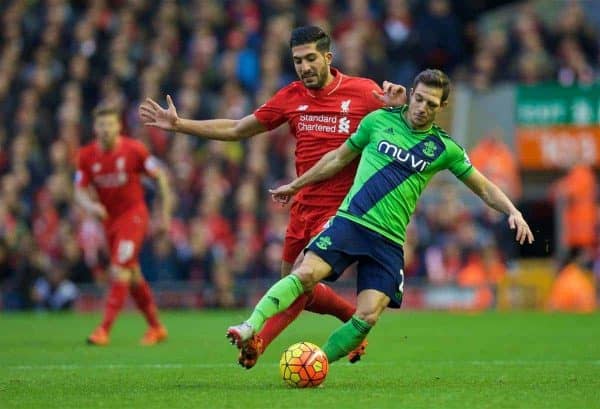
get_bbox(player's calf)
[322,316,372,363]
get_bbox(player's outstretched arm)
[153,166,174,232]
[270,143,359,203]
[461,168,534,245]
[74,186,108,220]
[139,95,267,141]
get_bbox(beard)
[301,65,329,89]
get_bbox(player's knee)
[355,300,383,326]
[355,290,390,326]
[354,307,383,327]
[130,266,143,283]
[281,252,304,278]
[111,266,132,282]
[292,267,318,292]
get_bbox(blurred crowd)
[463,0,599,89]
[0,0,598,310]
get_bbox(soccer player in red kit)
[139,26,405,365]
[76,105,173,346]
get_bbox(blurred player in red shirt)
[139,26,405,366]
[76,105,173,346]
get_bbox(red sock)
[258,293,309,351]
[305,283,355,322]
[130,280,161,328]
[100,281,129,332]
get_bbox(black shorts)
[306,216,404,308]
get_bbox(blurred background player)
[228,69,534,363]
[76,105,173,346]
[139,26,406,366]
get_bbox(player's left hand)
[269,183,299,205]
[508,211,534,245]
[372,81,407,107]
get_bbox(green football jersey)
[338,105,473,245]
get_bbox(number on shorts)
[117,240,135,264]
[398,269,405,293]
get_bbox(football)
[279,341,329,388]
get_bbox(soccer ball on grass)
[279,341,329,388]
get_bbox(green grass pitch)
[1,311,599,408]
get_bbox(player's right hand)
[372,81,407,107]
[139,95,178,131]
[269,183,299,205]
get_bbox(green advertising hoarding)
[516,84,600,169]
[517,84,600,126]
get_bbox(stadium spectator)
[546,251,596,313]
[382,0,418,86]
[457,242,507,310]
[551,164,598,268]
[31,264,79,311]
[469,130,521,201]
[470,130,522,263]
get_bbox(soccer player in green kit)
[227,69,534,364]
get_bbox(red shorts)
[282,201,337,264]
[105,206,149,268]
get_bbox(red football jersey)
[254,68,384,207]
[75,136,159,219]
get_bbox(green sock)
[322,315,372,363]
[246,275,304,331]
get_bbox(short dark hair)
[289,26,331,53]
[412,69,451,103]
[92,103,120,118]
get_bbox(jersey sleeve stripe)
[346,138,361,151]
[455,165,474,179]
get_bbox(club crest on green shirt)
[422,140,437,157]
[315,236,332,250]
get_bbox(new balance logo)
[384,127,395,135]
[340,99,351,113]
[297,105,309,111]
[267,296,280,308]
